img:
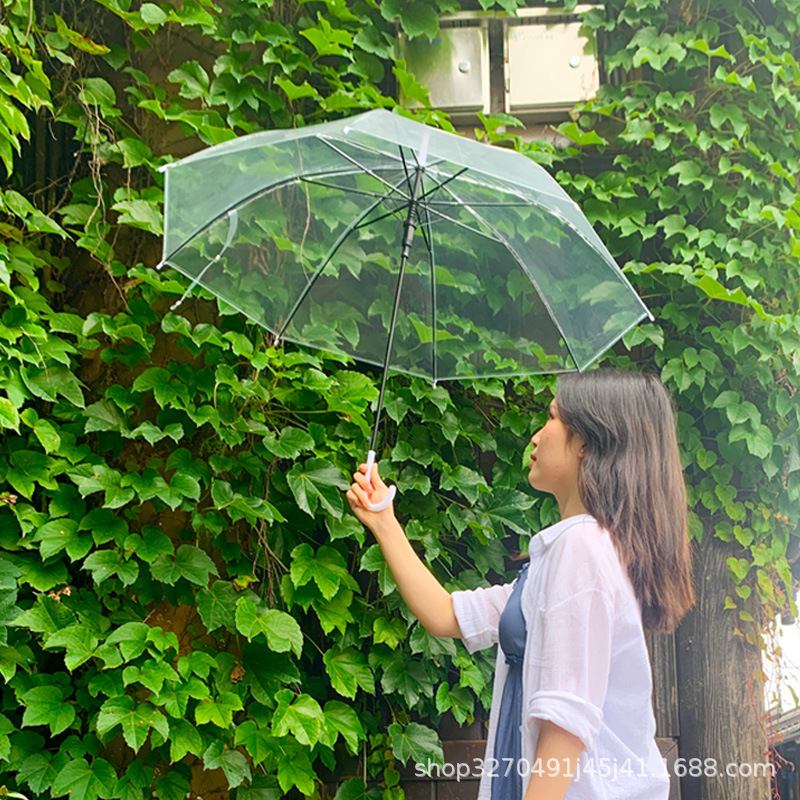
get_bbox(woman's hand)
[346,461,396,534]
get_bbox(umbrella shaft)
[401,209,417,260]
[370,167,424,453]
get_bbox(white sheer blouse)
[451,513,670,800]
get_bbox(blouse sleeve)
[451,582,514,653]
[526,585,614,753]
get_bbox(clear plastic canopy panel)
[162,110,651,379]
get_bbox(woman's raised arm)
[346,462,462,639]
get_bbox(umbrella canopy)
[158,109,653,509]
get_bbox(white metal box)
[505,6,600,118]
[399,18,490,119]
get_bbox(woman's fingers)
[370,461,384,486]
[348,478,365,498]
[353,471,370,491]
[354,463,386,490]
[347,485,367,511]
[348,475,388,510]
[346,488,361,509]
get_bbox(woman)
[346,368,695,800]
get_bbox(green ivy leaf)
[34,518,92,560]
[21,686,75,735]
[202,741,251,789]
[11,595,75,633]
[106,622,150,661]
[83,549,139,586]
[440,464,488,504]
[324,700,365,754]
[261,426,315,459]
[286,459,349,518]
[168,719,204,763]
[474,488,535,536]
[51,757,118,800]
[234,720,277,767]
[323,647,374,698]
[235,596,303,657]
[290,543,355,600]
[16,751,69,795]
[167,61,210,100]
[151,544,218,586]
[97,696,169,753]
[276,744,316,795]
[387,721,443,767]
[333,778,375,800]
[386,0,438,39]
[45,625,99,670]
[373,617,407,649]
[194,691,243,728]
[0,398,20,432]
[115,761,154,800]
[271,690,323,746]
[21,364,85,407]
[359,545,396,594]
[301,17,353,56]
[123,526,173,562]
[123,660,179,694]
[274,77,319,101]
[326,513,365,545]
[155,770,191,800]
[378,651,432,706]
[139,3,168,26]
[197,580,237,631]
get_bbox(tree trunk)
[675,520,772,800]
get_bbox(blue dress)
[491,561,530,800]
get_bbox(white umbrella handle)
[363,449,396,512]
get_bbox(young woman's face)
[527,397,586,498]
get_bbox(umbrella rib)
[415,166,469,203]
[397,145,453,209]
[323,133,449,173]
[418,179,438,386]
[425,201,536,207]
[300,176,407,201]
[318,137,413,201]
[353,204,408,230]
[160,166,374,267]
[398,146,414,204]
[415,204,502,242]
[168,209,239,311]
[276,172,413,342]
[389,160,503,240]
[438,183,581,371]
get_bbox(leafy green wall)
[0,0,798,798]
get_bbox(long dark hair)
[555,368,695,633]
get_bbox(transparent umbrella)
[158,109,653,510]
